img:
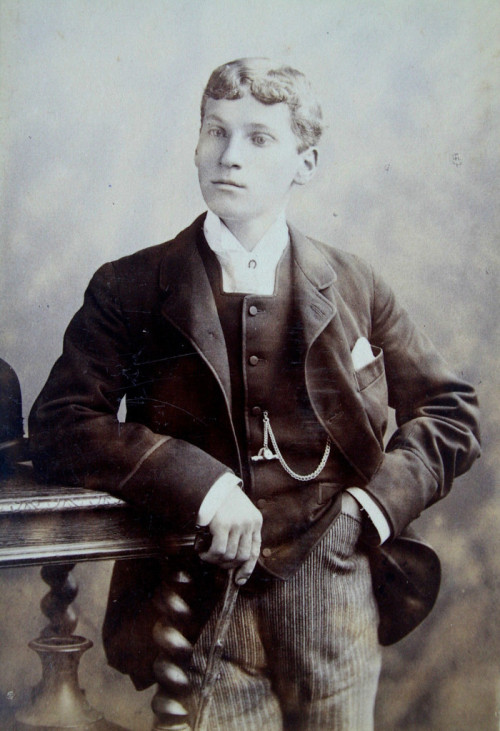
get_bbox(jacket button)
[262,547,273,557]
[249,355,259,366]
[251,406,262,416]
[248,305,258,316]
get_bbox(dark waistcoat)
[198,235,355,577]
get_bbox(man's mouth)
[212,180,245,188]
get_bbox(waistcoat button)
[257,498,267,508]
[249,355,259,366]
[251,406,262,416]
[262,547,273,557]
[248,305,258,316]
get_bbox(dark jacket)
[29,214,480,560]
[28,213,481,686]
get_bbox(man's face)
[195,94,317,235]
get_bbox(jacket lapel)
[290,226,383,482]
[158,216,232,407]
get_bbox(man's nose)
[219,135,243,167]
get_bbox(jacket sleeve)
[28,263,231,530]
[363,267,481,538]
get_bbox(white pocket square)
[351,337,376,371]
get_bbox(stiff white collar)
[203,210,289,295]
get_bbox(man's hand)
[198,489,262,585]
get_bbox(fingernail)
[236,577,247,585]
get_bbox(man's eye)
[252,135,271,146]
[208,127,225,138]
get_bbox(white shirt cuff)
[346,487,391,544]
[196,473,243,526]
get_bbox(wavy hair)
[201,58,323,152]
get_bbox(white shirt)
[197,212,390,544]
[203,209,289,295]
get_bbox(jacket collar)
[288,223,337,291]
[288,224,338,352]
[159,215,232,406]
[158,216,339,383]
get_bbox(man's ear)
[293,147,318,186]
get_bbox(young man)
[29,59,480,730]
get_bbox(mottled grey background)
[1,1,499,729]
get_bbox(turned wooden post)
[151,561,197,731]
[40,562,79,636]
[15,563,108,729]
[149,530,225,731]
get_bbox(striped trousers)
[188,512,381,730]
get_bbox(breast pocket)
[354,345,388,446]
